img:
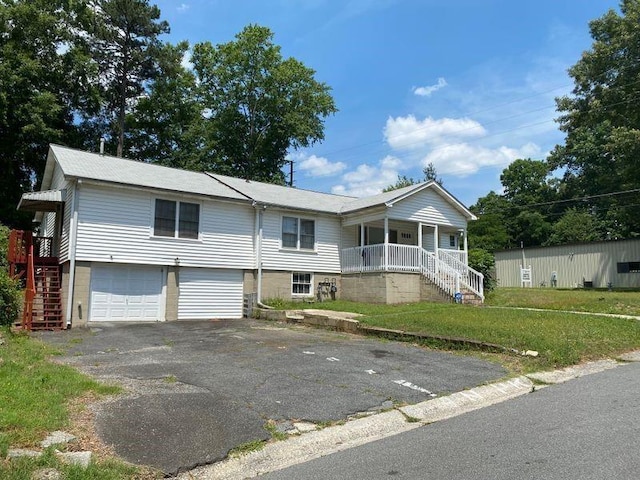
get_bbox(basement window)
[292,272,313,295]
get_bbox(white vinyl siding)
[178,268,243,319]
[261,209,341,272]
[389,189,467,228]
[89,264,164,321]
[58,184,74,263]
[75,184,254,269]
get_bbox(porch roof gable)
[340,181,477,220]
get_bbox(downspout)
[65,180,80,328]
[253,202,270,309]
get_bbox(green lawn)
[0,329,159,479]
[266,295,640,370]
[486,287,640,316]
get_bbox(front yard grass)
[487,287,640,316]
[0,328,159,479]
[266,294,640,371]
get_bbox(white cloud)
[331,156,401,197]
[423,142,542,177]
[177,3,190,12]
[384,115,486,150]
[297,154,346,177]
[413,77,447,97]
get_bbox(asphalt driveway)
[37,318,506,475]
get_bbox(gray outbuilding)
[494,238,640,289]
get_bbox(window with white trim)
[292,272,313,295]
[154,199,200,239]
[282,216,315,250]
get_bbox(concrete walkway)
[486,305,640,321]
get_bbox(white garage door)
[178,268,243,319]
[90,264,165,321]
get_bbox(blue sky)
[154,0,620,207]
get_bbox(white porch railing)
[341,244,422,273]
[340,244,484,302]
[438,248,467,266]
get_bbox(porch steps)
[422,277,483,305]
[23,259,64,331]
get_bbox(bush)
[468,248,496,292]
[0,223,9,268]
[0,269,21,326]
[0,223,22,326]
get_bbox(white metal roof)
[49,144,249,201]
[18,189,66,212]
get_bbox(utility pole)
[286,160,294,187]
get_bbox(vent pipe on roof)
[99,137,105,155]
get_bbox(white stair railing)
[421,250,460,300]
[437,249,484,301]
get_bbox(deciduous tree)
[190,25,337,182]
[549,0,640,237]
[84,0,169,157]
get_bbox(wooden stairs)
[8,230,64,331]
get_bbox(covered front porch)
[340,218,468,269]
[339,218,483,303]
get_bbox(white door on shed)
[178,268,243,319]
[90,264,165,321]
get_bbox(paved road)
[262,361,640,480]
[36,319,505,475]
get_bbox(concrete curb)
[527,359,621,384]
[400,376,533,422]
[175,352,640,479]
[175,377,533,480]
[179,410,420,480]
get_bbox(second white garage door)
[178,268,243,319]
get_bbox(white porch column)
[384,216,389,271]
[360,223,365,246]
[418,223,423,270]
[434,224,439,273]
[463,229,468,265]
